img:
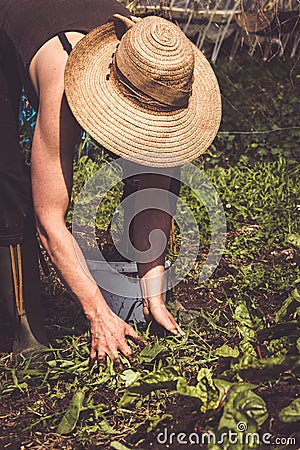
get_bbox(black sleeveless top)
[0,0,128,65]
[0,0,129,245]
[0,0,128,107]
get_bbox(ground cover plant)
[0,54,300,449]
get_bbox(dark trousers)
[0,42,35,246]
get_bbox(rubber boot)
[0,239,48,359]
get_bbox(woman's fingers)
[90,344,97,363]
[89,300,184,372]
[143,299,150,320]
[89,318,147,369]
[165,313,185,337]
[110,351,123,371]
[157,310,184,336]
[143,298,185,337]
[126,326,147,347]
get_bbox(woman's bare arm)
[29,32,183,363]
[29,33,144,364]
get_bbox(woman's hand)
[87,309,147,367]
[143,296,185,337]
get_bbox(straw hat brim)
[65,21,222,167]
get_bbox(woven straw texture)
[65,16,222,167]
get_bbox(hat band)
[115,49,192,108]
[112,63,179,111]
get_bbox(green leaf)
[215,344,240,358]
[214,384,267,450]
[138,343,167,363]
[197,368,220,412]
[238,339,257,358]
[119,369,140,387]
[218,409,257,445]
[118,391,139,408]
[233,389,268,426]
[110,441,131,449]
[126,367,180,394]
[286,233,300,250]
[278,398,300,423]
[214,379,233,401]
[233,303,257,357]
[47,360,57,367]
[262,320,300,339]
[99,419,117,434]
[291,285,300,302]
[176,375,233,414]
[276,286,300,322]
[147,413,173,432]
[267,333,298,357]
[56,389,85,435]
[231,382,258,393]
[119,367,180,407]
[176,377,203,400]
[226,355,300,380]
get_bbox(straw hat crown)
[115,16,195,108]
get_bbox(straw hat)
[65,15,221,167]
